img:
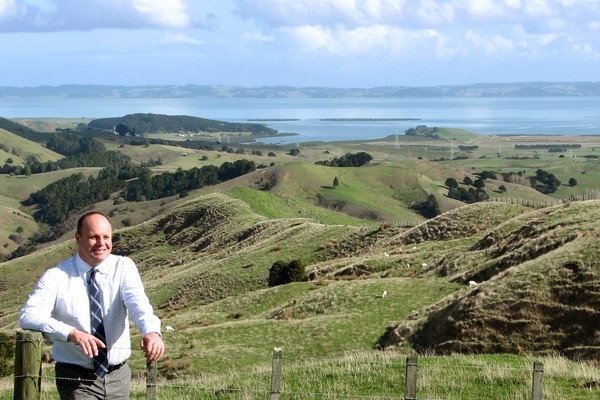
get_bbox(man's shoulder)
[40,256,78,280]
[48,255,78,272]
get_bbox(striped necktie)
[88,268,109,378]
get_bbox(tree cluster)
[25,164,144,225]
[515,144,581,149]
[458,145,479,151]
[410,194,441,218]
[315,152,373,167]
[268,259,306,287]
[125,160,256,202]
[531,169,561,194]
[2,149,132,176]
[87,113,279,136]
[445,176,489,204]
[404,125,440,138]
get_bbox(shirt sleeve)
[119,257,162,336]
[19,269,75,342]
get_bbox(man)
[20,211,164,399]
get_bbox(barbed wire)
[10,339,569,374]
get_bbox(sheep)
[468,280,478,289]
[421,263,429,269]
[384,251,390,257]
[165,325,175,332]
[382,290,388,298]
[405,262,411,269]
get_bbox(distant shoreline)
[320,118,421,122]
[2,82,600,98]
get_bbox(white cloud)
[0,0,17,15]
[0,0,209,32]
[281,23,458,61]
[161,32,202,45]
[588,21,600,31]
[132,0,190,28]
[465,30,515,56]
[416,0,455,25]
[233,0,600,64]
[241,31,275,43]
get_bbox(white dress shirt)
[20,254,161,368]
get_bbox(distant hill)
[87,113,279,136]
[1,82,600,98]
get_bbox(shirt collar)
[75,254,108,276]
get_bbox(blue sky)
[1,0,599,88]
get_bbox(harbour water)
[1,96,599,143]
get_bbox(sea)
[1,97,599,144]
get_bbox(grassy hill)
[2,193,599,399]
[1,119,600,398]
[0,128,62,166]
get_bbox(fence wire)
[9,337,600,400]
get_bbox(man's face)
[76,214,113,267]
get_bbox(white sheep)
[165,325,175,332]
[384,251,390,257]
[468,280,478,289]
[421,263,429,269]
[382,290,388,298]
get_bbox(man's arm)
[19,270,75,342]
[120,258,164,359]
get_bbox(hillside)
[1,117,600,383]
[378,200,600,361]
[0,128,62,166]
[87,113,280,137]
[2,192,600,366]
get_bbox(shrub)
[268,259,306,287]
[0,332,15,377]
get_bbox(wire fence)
[13,331,595,400]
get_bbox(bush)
[0,332,15,377]
[268,259,306,287]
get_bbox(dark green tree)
[333,176,340,188]
[568,178,578,186]
[414,194,441,218]
[474,178,486,189]
[268,259,306,287]
[115,123,130,136]
[445,177,458,188]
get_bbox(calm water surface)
[1,97,598,143]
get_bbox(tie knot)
[88,268,99,284]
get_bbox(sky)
[1,0,599,88]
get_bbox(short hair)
[76,211,111,234]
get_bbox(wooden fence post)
[404,356,417,400]
[14,330,43,400]
[270,348,283,400]
[532,361,544,400]
[146,360,157,400]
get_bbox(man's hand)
[140,332,164,362]
[67,329,106,358]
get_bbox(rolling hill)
[1,190,599,364]
[1,116,600,398]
